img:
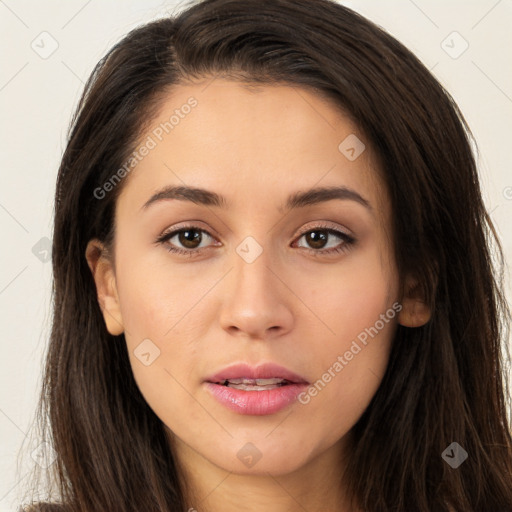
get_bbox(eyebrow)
[141,184,373,214]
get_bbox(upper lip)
[205,362,309,384]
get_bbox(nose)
[218,245,294,341]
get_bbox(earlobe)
[85,239,124,336]
[398,275,432,328]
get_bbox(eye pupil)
[306,230,327,249]
[179,229,201,248]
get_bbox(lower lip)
[204,382,309,415]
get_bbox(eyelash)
[155,223,356,258]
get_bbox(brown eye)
[176,229,203,249]
[156,226,217,256]
[294,226,355,256]
[302,230,329,249]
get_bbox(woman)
[20,0,512,510]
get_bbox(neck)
[173,434,359,512]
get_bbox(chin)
[203,435,319,476]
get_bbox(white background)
[1,0,511,509]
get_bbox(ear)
[397,275,431,328]
[85,239,124,336]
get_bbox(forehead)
[117,79,388,222]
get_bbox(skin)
[86,78,431,512]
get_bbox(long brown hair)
[19,0,512,510]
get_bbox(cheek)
[298,244,397,411]
[116,267,206,430]
[305,243,397,348]
[114,256,214,398]
[115,255,205,341]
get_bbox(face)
[87,78,408,479]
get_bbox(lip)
[204,362,309,416]
[205,362,309,384]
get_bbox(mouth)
[204,363,309,415]
[205,362,309,387]
[214,377,295,391]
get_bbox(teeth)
[217,377,290,390]
[224,378,286,385]
[228,383,282,391]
